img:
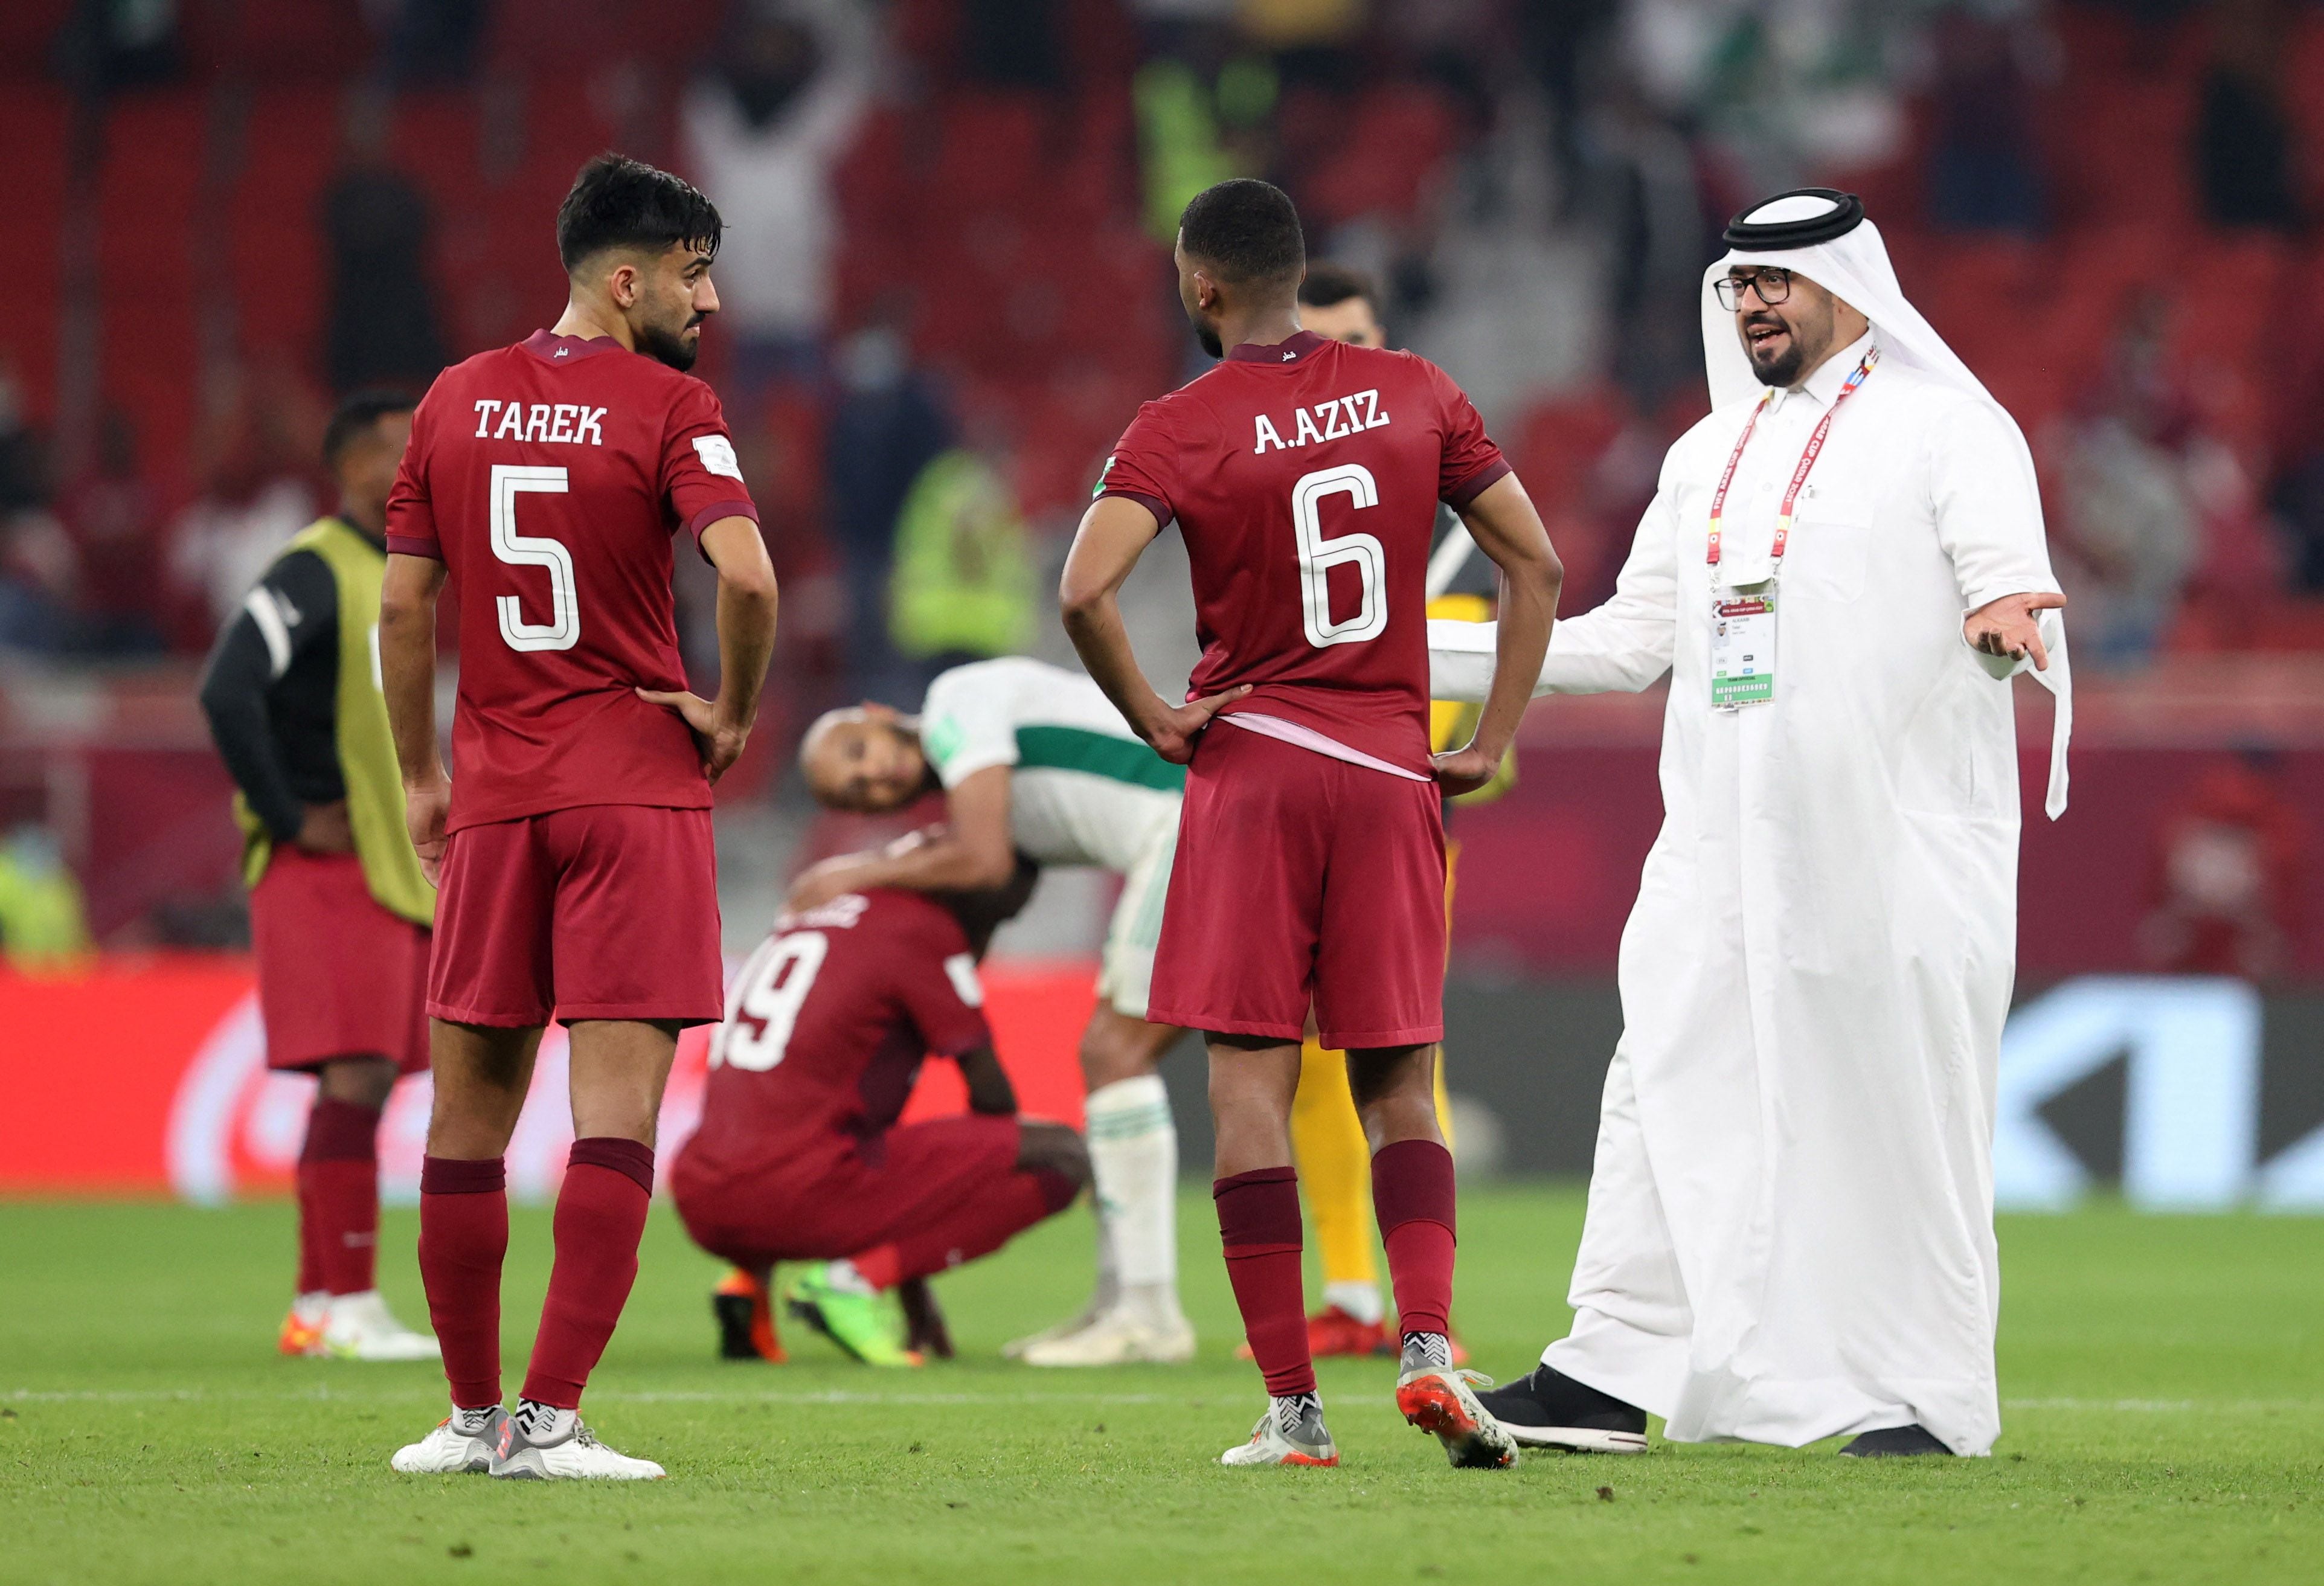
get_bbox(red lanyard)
[1706,347,1878,570]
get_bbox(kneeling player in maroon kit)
[672,863,1089,1367]
[379,156,779,1479]
[1062,180,1561,1468]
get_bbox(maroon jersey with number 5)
[1097,330,1508,774]
[385,329,760,832]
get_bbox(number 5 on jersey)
[490,463,580,652]
[1293,463,1385,648]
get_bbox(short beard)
[1194,321,1224,359]
[1749,341,1805,388]
[637,319,701,372]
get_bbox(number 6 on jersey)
[1292,463,1385,648]
[490,463,580,652]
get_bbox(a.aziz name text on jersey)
[1252,388,1392,454]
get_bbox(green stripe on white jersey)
[920,658,1183,876]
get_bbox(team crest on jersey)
[1253,390,1390,455]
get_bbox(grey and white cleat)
[1395,1336,1518,1470]
[1219,1393,1339,1467]
[391,1405,507,1474]
[489,1404,664,1481]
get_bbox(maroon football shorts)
[1147,722,1447,1050]
[250,847,431,1074]
[427,803,723,1029]
[670,1114,1029,1267]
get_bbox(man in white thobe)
[1431,189,2071,1458]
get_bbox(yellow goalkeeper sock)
[1291,1036,1378,1313]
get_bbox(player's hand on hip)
[637,687,750,782]
[294,800,356,855]
[1431,742,1501,797]
[403,774,450,887]
[1140,685,1250,765]
[1963,591,2067,671]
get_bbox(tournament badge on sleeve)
[1710,592,1776,709]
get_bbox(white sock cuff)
[1085,1074,1172,1138]
[1321,1280,1385,1327]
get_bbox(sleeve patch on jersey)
[942,952,986,1008]
[922,714,966,769]
[692,434,745,480]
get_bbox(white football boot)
[1220,1395,1338,1467]
[489,1404,665,1481]
[319,1291,440,1361]
[391,1406,507,1474]
[1001,1299,1106,1360]
[1019,1303,1195,1367]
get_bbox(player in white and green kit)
[791,657,1195,1364]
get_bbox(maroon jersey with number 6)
[681,890,992,1181]
[1098,330,1507,775]
[385,330,760,832]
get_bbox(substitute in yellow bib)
[198,390,438,1364]
[1283,269,1517,1359]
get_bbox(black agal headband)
[1722,188,1866,250]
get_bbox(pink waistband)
[1216,712,1433,783]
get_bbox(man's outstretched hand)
[1137,685,1251,765]
[1964,591,2068,672]
[637,687,750,781]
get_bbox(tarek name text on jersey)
[1253,388,1392,455]
[469,400,609,446]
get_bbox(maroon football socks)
[1214,1166,1315,1398]
[418,1154,509,1409]
[298,1096,384,1297]
[1372,1138,1457,1341]
[518,1138,655,1411]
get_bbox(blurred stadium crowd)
[0,0,2321,963]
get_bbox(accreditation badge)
[1709,588,1776,710]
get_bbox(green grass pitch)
[4,1187,2319,1584]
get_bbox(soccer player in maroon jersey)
[670,862,1089,1367]
[1060,179,1561,1469]
[377,155,780,1480]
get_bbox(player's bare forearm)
[788,832,1013,910]
[1455,474,1562,765]
[1061,498,1172,740]
[641,516,777,782]
[955,1047,1019,1116]
[1062,585,1163,737]
[379,554,447,784]
[1061,496,1250,763]
[788,769,1014,909]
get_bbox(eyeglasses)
[1715,267,1792,311]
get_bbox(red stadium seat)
[95,91,207,502]
[0,84,72,419]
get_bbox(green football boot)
[783,1264,923,1367]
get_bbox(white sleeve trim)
[244,587,294,679]
[942,952,986,1008]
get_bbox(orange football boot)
[278,1297,326,1357]
[712,1267,786,1363]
